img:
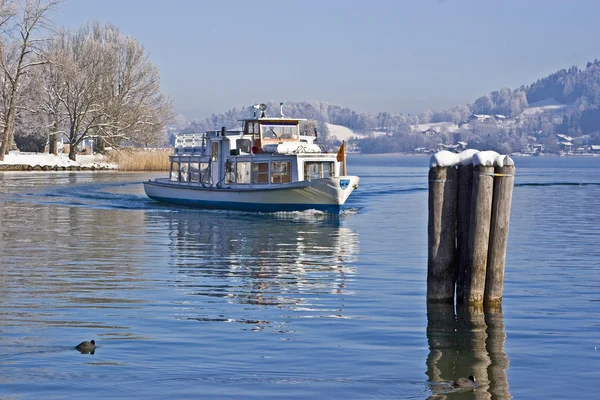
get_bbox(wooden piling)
[456,164,474,303]
[427,166,458,303]
[485,161,515,306]
[465,165,495,305]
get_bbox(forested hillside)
[184,59,600,154]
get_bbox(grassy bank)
[107,149,171,171]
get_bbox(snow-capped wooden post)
[427,151,459,303]
[427,149,514,307]
[465,151,499,305]
[485,159,515,306]
[455,150,478,303]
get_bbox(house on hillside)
[473,114,493,122]
[556,133,574,142]
[558,140,573,153]
[437,142,467,153]
[421,128,438,136]
[589,144,600,154]
[494,114,507,123]
[573,135,591,146]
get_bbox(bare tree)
[43,22,173,160]
[0,0,60,160]
[94,24,173,149]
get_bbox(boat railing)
[174,133,206,155]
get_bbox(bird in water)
[453,375,477,389]
[75,340,96,354]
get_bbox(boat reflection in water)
[156,211,359,330]
[426,303,511,399]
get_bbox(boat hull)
[143,176,359,213]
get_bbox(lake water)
[0,155,598,399]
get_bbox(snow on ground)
[414,121,460,133]
[0,151,117,168]
[522,98,573,115]
[326,123,362,141]
[326,123,389,141]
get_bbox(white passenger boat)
[143,104,359,213]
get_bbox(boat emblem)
[339,179,350,190]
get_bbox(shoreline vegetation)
[105,149,171,171]
[0,149,171,172]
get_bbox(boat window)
[252,162,269,184]
[211,142,219,161]
[236,161,251,184]
[247,122,254,134]
[271,161,291,184]
[200,162,210,184]
[281,126,298,139]
[236,139,251,154]
[180,162,189,182]
[304,162,335,180]
[170,162,180,182]
[323,161,334,177]
[262,125,280,139]
[190,162,200,182]
[261,125,298,140]
[225,159,235,184]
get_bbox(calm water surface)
[0,155,599,399]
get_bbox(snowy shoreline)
[0,151,118,171]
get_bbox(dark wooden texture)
[456,164,474,302]
[427,166,458,303]
[485,163,515,305]
[465,165,494,305]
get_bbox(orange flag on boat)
[336,141,345,162]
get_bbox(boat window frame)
[170,161,180,182]
[304,161,335,180]
[225,158,235,184]
[271,160,292,184]
[252,161,269,184]
[199,162,211,184]
[236,138,252,154]
[211,142,219,161]
[236,161,251,185]
[190,162,200,183]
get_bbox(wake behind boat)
[143,103,359,213]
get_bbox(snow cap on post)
[430,150,460,168]
[458,149,480,166]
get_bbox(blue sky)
[54,0,600,120]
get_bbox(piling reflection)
[426,303,511,399]
[158,211,359,328]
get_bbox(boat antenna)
[280,102,284,118]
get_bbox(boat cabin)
[168,105,341,189]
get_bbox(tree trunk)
[50,120,58,155]
[69,143,77,161]
[95,136,104,153]
[0,109,16,159]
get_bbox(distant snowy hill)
[521,98,574,115]
[326,123,362,141]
